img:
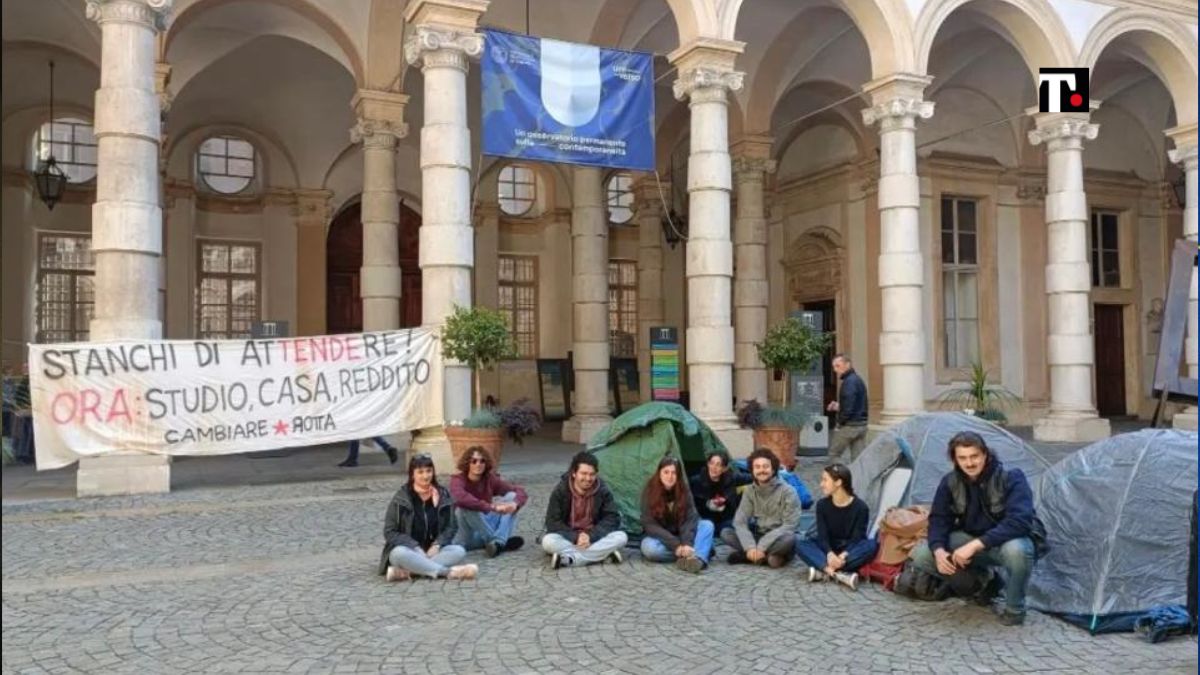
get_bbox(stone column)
[1167,124,1198,430]
[562,166,612,443]
[350,90,409,332]
[669,39,749,456]
[634,177,666,402]
[294,189,333,336]
[404,0,487,470]
[77,0,173,497]
[861,74,934,426]
[731,137,775,408]
[1028,105,1110,442]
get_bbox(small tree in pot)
[440,305,522,464]
[740,317,830,469]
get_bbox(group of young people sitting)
[379,430,1039,626]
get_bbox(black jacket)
[837,369,868,425]
[543,474,621,541]
[377,484,457,575]
[640,490,700,549]
[689,468,752,523]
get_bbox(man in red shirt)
[449,446,529,557]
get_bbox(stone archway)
[325,200,421,333]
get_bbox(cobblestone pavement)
[4,461,1197,674]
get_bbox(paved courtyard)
[3,426,1197,674]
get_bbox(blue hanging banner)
[481,29,655,171]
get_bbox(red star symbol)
[274,420,289,435]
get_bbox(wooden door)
[326,201,422,333]
[1093,303,1126,417]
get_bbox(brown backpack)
[877,505,930,565]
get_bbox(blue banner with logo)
[481,30,655,171]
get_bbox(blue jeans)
[641,519,715,564]
[388,544,466,578]
[453,492,518,550]
[910,531,1036,613]
[795,537,878,573]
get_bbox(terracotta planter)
[445,426,505,466]
[753,425,799,470]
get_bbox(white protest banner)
[28,328,444,470]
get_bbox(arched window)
[32,117,97,183]
[196,136,256,194]
[498,165,536,216]
[607,172,634,224]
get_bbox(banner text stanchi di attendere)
[27,328,444,470]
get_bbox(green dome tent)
[586,402,728,536]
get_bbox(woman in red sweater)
[449,446,529,557]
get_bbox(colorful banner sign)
[650,326,680,402]
[481,29,655,171]
[27,328,444,470]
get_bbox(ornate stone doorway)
[325,200,422,334]
[783,226,846,412]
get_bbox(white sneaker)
[385,565,411,582]
[607,550,624,565]
[833,571,858,590]
[807,567,827,583]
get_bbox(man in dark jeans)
[826,354,868,464]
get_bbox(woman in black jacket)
[379,453,478,581]
[689,448,752,535]
[641,456,714,573]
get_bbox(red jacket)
[449,472,529,513]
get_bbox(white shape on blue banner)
[540,38,601,126]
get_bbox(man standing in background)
[827,354,868,464]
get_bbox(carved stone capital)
[292,189,333,224]
[1028,119,1099,148]
[404,27,483,71]
[1169,143,1199,171]
[86,0,172,31]
[861,98,935,131]
[350,119,408,147]
[1017,182,1047,202]
[673,68,744,102]
[732,156,777,180]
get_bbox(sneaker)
[727,551,749,565]
[833,571,858,591]
[446,564,478,581]
[550,552,566,569]
[971,570,1004,607]
[338,458,358,468]
[385,565,411,582]
[485,541,501,558]
[676,556,705,574]
[607,550,624,565]
[998,610,1026,626]
[807,567,827,583]
[767,554,788,568]
[384,446,399,464]
[504,536,525,552]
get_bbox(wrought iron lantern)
[34,60,68,210]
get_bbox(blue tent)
[1028,429,1199,634]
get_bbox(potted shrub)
[736,399,810,470]
[934,362,1023,425]
[450,398,543,465]
[742,317,831,468]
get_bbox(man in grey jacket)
[722,448,803,567]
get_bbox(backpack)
[877,505,930,565]
[893,561,952,601]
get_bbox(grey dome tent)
[1028,429,1199,634]
[847,412,1051,537]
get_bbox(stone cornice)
[86,0,172,32]
[404,27,483,71]
[403,0,490,29]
